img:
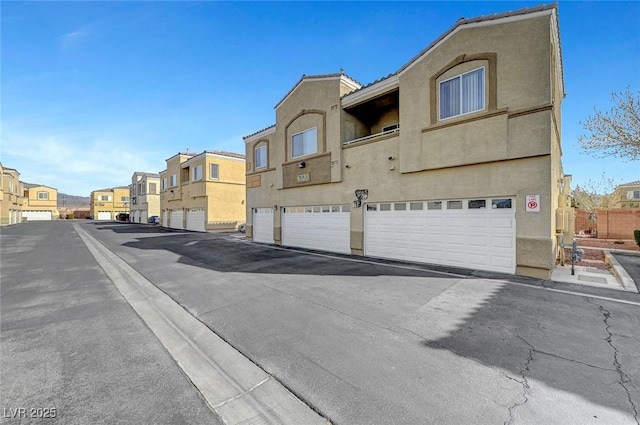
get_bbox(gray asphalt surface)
[80,221,640,425]
[1,221,223,424]
[614,253,640,292]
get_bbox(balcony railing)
[343,126,400,146]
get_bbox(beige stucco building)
[244,4,572,279]
[22,184,59,221]
[90,186,130,220]
[130,172,160,223]
[159,151,246,232]
[612,180,640,209]
[1,165,24,225]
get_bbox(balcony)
[343,126,400,147]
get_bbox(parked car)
[148,215,160,225]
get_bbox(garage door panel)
[186,209,205,232]
[282,207,350,254]
[97,211,111,220]
[365,198,515,274]
[169,210,184,229]
[23,211,52,221]
[253,209,274,244]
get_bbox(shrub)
[635,230,640,247]
[66,214,74,220]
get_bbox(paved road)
[1,221,223,424]
[614,253,640,292]
[79,221,640,425]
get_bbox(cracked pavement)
[5,221,640,425]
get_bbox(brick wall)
[596,209,640,239]
[575,209,595,234]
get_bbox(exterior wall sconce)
[298,162,306,168]
[273,205,278,211]
[345,165,351,168]
[389,166,396,171]
[388,156,395,160]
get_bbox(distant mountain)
[58,193,91,208]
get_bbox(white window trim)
[210,163,219,180]
[291,127,318,159]
[170,174,177,187]
[38,191,49,200]
[192,165,203,182]
[439,66,486,121]
[255,145,267,169]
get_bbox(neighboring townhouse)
[1,165,24,225]
[130,172,160,223]
[159,151,246,231]
[244,4,572,279]
[90,186,130,220]
[22,184,59,221]
[612,180,640,209]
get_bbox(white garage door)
[252,208,274,244]
[140,210,148,224]
[282,205,351,254]
[97,211,111,220]
[132,210,139,223]
[162,210,168,227]
[365,198,515,274]
[169,209,184,229]
[23,211,52,221]
[186,208,206,232]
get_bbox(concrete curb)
[75,224,330,425]
[603,251,638,293]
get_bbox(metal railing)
[343,127,400,146]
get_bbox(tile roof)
[205,150,246,160]
[243,124,276,141]
[617,180,640,187]
[274,71,362,110]
[345,3,561,98]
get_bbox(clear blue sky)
[2,1,638,196]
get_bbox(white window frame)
[627,190,640,200]
[439,66,485,120]
[37,191,49,200]
[170,174,177,187]
[210,163,219,180]
[100,195,111,201]
[255,145,267,169]
[291,127,317,159]
[121,196,130,202]
[161,178,167,190]
[192,165,203,182]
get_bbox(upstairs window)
[439,67,485,120]
[192,165,203,181]
[170,174,177,187]
[627,190,640,200]
[210,164,219,180]
[161,178,167,190]
[121,196,130,202]
[255,145,267,169]
[100,195,110,201]
[38,191,49,200]
[149,183,157,194]
[292,127,317,158]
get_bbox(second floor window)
[38,192,49,200]
[170,174,177,187]
[439,67,485,120]
[192,165,203,181]
[628,190,640,199]
[149,183,157,194]
[161,178,167,190]
[210,164,219,180]
[292,127,317,158]
[121,196,130,202]
[255,145,267,169]
[100,195,110,201]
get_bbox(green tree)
[578,87,640,160]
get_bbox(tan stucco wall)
[23,186,59,218]
[160,153,246,228]
[245,12,563,278]
[1,169,22,225]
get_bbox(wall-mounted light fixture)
[298,162,306,168]
[389,166,395,171]
[388,156,395,160]
[273,205,278,211]
[345,165,351,168]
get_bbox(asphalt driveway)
[80,221,640,425]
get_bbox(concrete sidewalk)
[551,250,638,293]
